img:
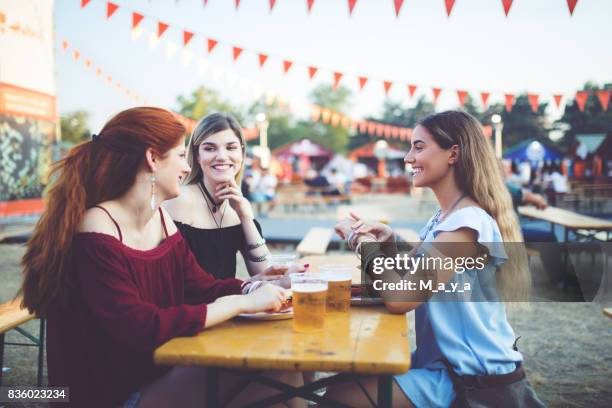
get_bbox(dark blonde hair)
[20,107,186,315]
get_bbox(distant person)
[324,168,344,196]
[518,160,531,186]
[19,107,302,408]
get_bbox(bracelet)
[248,253,269,263]
[241,280,253,295]
[247,281,265,294]
[246,239,266,251]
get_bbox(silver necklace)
[424,193,467,238]
[198,182,227,229]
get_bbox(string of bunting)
[185,0,581,19]
[78,0,608,114]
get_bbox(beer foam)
[323,273,352,282]
[292,283,327,293]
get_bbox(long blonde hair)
[418,110,530,301]
[184,112,246,186]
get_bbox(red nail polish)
[304,264,310,268]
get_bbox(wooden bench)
[296,227,334,256]
[0,299,45,386]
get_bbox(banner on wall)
[0,0,56,213]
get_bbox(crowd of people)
[17,108,547,407]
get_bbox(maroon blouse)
[46,229,243,408]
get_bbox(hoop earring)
[150,174,157,210]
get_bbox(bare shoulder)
[164,184,197,224]
[78,204,121,239]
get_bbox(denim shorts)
[123,391,142,408]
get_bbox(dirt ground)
[1,242,611,407]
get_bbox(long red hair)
[20,107,186,315]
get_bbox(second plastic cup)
[320,265,353,313]
[290,273,328,333]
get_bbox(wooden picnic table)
[337,205,391,224]
[154,305,410,407]
[300,254,361,284]
[518,206,612,241]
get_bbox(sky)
[54,0,612,132]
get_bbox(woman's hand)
[350,212,395,243]
[240,283,287,314]
[248,263,309,289]
[215,178,254,220]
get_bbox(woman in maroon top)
[19,107,303,408]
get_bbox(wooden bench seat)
[296,227,334,256]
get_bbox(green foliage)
[60,110,90,145]
[175,86,244,123]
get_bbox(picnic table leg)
[377,375,392,408]
[206,367,219,407]
[37,318,45,386]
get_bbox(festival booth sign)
[272,139,334,179]
[503,139,564,168]
[0,0,56,217]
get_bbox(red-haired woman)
[20,107,303,408]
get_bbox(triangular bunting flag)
[480,92,490,109]
[235,0,241,10]
[106,75,112,84]
[368,122,376,135]
[203,0,208,6]
[597,90,610,111]
[132,12,144,29]
[331,113,340,127]
[308,66,318,79]
[553,94,563,108]
[408,84,417,97]
[383,81,393,95]
[575,91,588,111]
[307,0,315,13]
[348,0,358,16]
[232,46,243,61]
[158,22,169,38]
[183,31,194,46]
[457,90,468,107]
[384,125,392,138]
[73,50,80,61]
[283,60,293,74]
[61,40,69,52]
[95,67,102,77]
[269,0,277,12]
[106,2,119,19]
[432,88,442,104]
[358,77,368,90]
[207,39,218,53]
[502,0,513,17]
[567,0,579,16]
[376,123,384,137]
[81,0,91,8]
[445,0,456,17]
[85,59,92,68]
[359,121,367,134]
[394,0,405,18]
[333,72,343,91]
[258,54,268,68]
[528,94,539,113]
[504,94,515,112]
[393,127,400,139]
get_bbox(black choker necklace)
[198,181,220,213]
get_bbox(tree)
[60,110,91,145]
[175,86,244,123]
[307,84,353,153]
[246,98,297,150]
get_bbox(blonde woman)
[330,111,543,407]
[166,113,305,280]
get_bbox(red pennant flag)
[283,60,293,74]
[408,84,417,97]
[394,0,405,17]
[359,121,367,134]
[132,12,144,29]
[106,2,119,19]
[232,46,243,61]
[502,0,513,16]
[203,0,208,6]
[106,75,112,84]
[567,0,579,16]
[528,94,539,113]
[85,59,92,69]
[432,88,442,104]
[331,113,340,127]
[333,72,343,91]
[457,90,468,107]
[348,0,357,16]
[504,94,515,112]
[158,22,169,38]
[553,94,563,108]
[307,0,315,13]
[480,92,490,108]
[73,50,80,61]
[597,90,610,111]
[384,125,392,138]
[308,66,318,79]
[258,54,268,68]
[183,31,194,46]
[393,127,400,139]
[322,109,331,124]
[358,77,368,90]
[383,81,393,95]
[575,91,588,112]
[207,39,218,53]
[445,0,456,17]
[376,123,385,137]
[81,0,91,8]
[269,0,277,12]
[61,40,69,52]
[235,0,241,10]
[95,67,102,77]
[368,122,376,135]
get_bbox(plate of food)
[238,296,294,320]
